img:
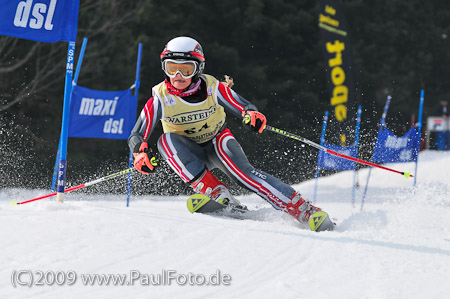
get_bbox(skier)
[128,36,333,231]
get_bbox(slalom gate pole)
[51,38,89,192]
[12,168,134,205]
[55,41,77,204]
[265,125,413,178]
[352,105,362,206]
[414,89,424,186]
[313,110,329,202]
[126,43,143,207]
[361,95,392,209]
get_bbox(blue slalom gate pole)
[414,90,424,186]
[361,95,391,210]
[126,43,143,207]
[55,41,76,203]
[313,110,329,202]
[52,38,88,192]
[71,38,88,92]
[352,105,362,206]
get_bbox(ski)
[308,211,335,232]
[187,194,335,232]
[187,194,248,214]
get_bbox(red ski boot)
[190,169,243,207]
[285,192,334,231]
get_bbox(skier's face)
[170,73,192,90]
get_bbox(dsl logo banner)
[0,0,79,43]
[68,86,137,140]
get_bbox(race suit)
[128,74,296,209]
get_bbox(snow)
[1,150,449,298]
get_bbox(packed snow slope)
[1,150,449,298]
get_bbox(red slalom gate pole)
[265,125,413,179]
[12,168,134,205]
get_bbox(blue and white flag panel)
[68,86,137,140]
[372,127,420,163]
[317,142,357,170]
[0,0,79,43]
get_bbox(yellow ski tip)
[403,171,411,179]
[11,201,17,205]
[309,211,329,231]
[187,194,211,213]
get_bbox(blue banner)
[0,0,79,43]
[372,127,420,163]
[68,86,137,140]
[318,142,356,170]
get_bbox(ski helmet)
[160,36,205,80]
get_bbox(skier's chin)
[173,80,188,89]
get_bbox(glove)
[133,142,158,175]
[242,110,267,133]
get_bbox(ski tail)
[187,194,213,213]
[187,194,248,214]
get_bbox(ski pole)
[265,125,413,178]
[12,168,134,205]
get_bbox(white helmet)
[160,36,205,78]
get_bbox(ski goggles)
[163,59,198,79]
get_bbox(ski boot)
[285,192,334,232]
[190,169,247,211]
